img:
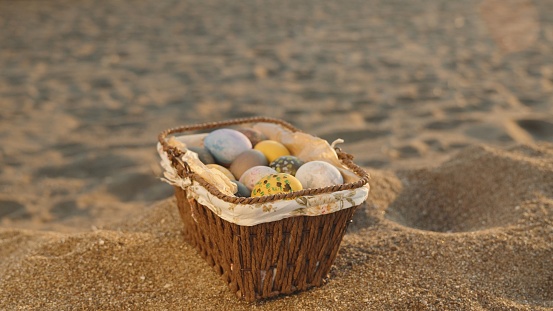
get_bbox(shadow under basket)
[174,186,358,302]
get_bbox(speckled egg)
[229,149,268,180]
[188,146,215,165]
[232,180,251,197]
[269,155,304,176]
[207,164,236,181]
[295,161,344,189]
[239,166,277,190]
[251,173,303,197]
[237,128,267,147]
[254,140,290,163]
[204,129,252,166]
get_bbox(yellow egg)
[207,164,236,181]
[254,140,290,163]
[251,173,303,197]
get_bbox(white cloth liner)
[158,122,370,226]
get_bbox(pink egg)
[239,166,277,190]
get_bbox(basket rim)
[158,116,370,204]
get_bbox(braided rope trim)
[158,116,370,204]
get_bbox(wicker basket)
[158,117,370,302]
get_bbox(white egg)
[295,161,344,189]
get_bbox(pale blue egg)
[204,129,252,166]
[232,180,251,197]
[188,146,215,164]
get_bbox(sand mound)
[1,143,552,310]
[385,143,553,232]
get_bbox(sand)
[1,0,553,310]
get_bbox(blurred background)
[1,0,552,232]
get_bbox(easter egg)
[269,155,304,176]
[295,161,344,189]
[237,128,267,146]
[232,180,251,197]
[229,149,268,180]
[251,173,303,197]
[254,140,290,163]
[239,166,277,190]
[188,146,215,164]
[204,129,252,166]
[207,164,236,181]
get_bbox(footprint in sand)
[36,153,136,179]
[464,124,513,142]
[425,118,479,131]
[0,200,30,220]
[50,200,90,219]
[516,119,553,142]
[106,172,174,202]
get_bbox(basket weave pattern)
[175,187,357,301]
[159,117,369,301]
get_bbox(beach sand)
[1,0,553,310]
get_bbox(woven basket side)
[175,187,231,275]
[174,186,357,301]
